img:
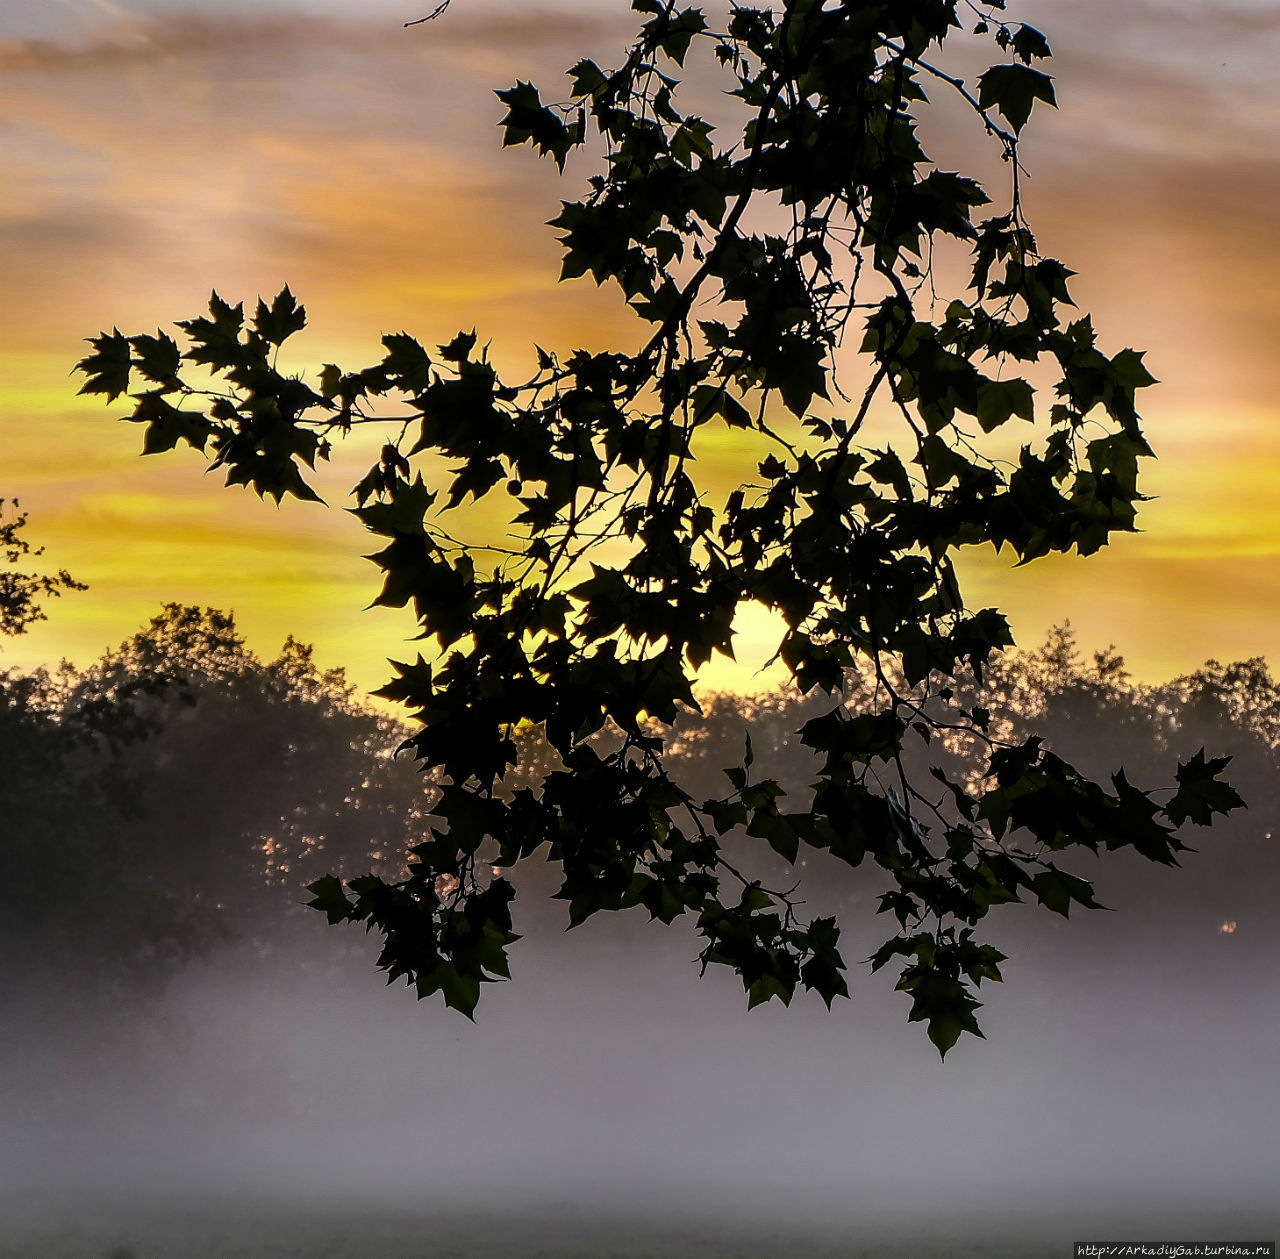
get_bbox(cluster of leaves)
[79,1,1240,1051]
[644,627,1262,943]
[0,500,85,638]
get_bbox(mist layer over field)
[3,860,1276,1256]
[3,616,1277,1254]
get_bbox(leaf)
[253,285,307,345]
[75,330,131,401]
[495,81,583,169]
[438,966,482,1019]
[129,331,182,388]
[649,7,708,66]
[746,973,792,1010]
[177,292,248,369]
[1011,24,1052,64]
[926,1009,979,1056]
[568,58,609,99]
[134,392,212,454]
[692,383,752,428]
[1165,749,1245,827]
[1030,868,1098,918]
[773,334,828,417]
[380,333,434,392]
[977,63,1056,133]
[898,965,985,1058]
[746,806,799,864]
[306,875,353,925]
[438,330,477,363]
[976,377,1035,431]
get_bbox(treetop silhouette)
[0,500,85,640]
[77,0,1240,1053]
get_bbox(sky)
[3,0,1280,697]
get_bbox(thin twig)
[406,2,451,29]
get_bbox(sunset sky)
[3,0,1279,698]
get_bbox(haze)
[4,866,1276,1254]
[2,2,1279,1255]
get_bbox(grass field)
[3,1203,1274,1259]
[0,1220,1058,1259]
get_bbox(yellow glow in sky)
[3,3,1280,698]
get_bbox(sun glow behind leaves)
[2,2,1279,695]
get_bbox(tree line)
[2,604,1272,1003]
[1,604,432,997]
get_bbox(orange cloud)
[2,4,1280,696]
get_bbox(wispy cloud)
[0,7,626,72]
[2,2,1279,686]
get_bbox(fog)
[4,850,1276,1256]
[4,619,1277,1253]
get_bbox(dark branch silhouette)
[76,2,1241,1054]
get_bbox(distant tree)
[648,631,1278,972]
[78,2,1242,1052]
[937,630,1277,961]
[58,605,435,924]
[3,606,435,994]
[0,499,84,639]
[0,663,218,994]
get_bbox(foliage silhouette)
[0,499,84,639]
[77,2,1242,1052]
[641,628,1271,953]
